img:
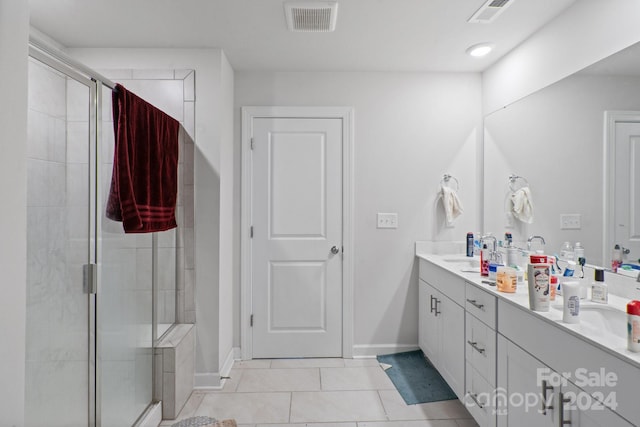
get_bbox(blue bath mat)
[377,350,457,405]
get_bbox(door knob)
[331,246,340,254]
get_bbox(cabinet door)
[418,280,429,353]
[438,293,465,399]
[497,337,555,427]
[558,382,633,427]
[420,280,439,364]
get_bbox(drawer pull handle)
[468,392,484,409]
[466,299,485,310]
[467,340,486,354]
[541,380,554,415]
[434,298,441,316]
[559,392,572,426]
[430,295,435,313]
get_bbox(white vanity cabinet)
[497,335,633,427]
[418,259,465,399]
[464,282,498,427]
[497,300,638,427]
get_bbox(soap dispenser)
[591,268,608,304]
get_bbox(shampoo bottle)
[591,268,608,304]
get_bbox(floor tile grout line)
[375,390,390,421]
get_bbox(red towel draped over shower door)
[106,83,180,233]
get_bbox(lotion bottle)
[591,268,608,304]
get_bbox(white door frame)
[240,106,354,360]
[603,110,640,267]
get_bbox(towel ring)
[509,174,529,192]
[441,174,460,191]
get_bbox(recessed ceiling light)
[466,43,493,57]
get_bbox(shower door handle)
[83,263,97,294]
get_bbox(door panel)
[614,122,640,260]
[270,132,327,238]
[252,117,342,358]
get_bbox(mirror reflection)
[484,41,640,272]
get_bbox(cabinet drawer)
[466,313,496,383]
[419,258,465,305]
[465,282,497,328]
[465,363,497,427]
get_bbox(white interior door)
[251,117,343,358]
[614,121,640,262]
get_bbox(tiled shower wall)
[100,68,196,327]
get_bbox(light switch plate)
[560,214,581,230]
[377,213,398,229]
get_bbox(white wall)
[218,52,235,372]
[235,71,482,354]
[483,0,640,114]
[0,0,28,425]
[68,48,235,386]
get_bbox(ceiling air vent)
[468,0,514,24]
[284,1,338,32]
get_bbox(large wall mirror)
[484,41,640,271]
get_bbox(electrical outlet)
[560,214,581,230]
[377,213,398,229]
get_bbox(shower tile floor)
[160,358,478,427]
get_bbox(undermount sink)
[552,302,628,342]
[441,256,481,272]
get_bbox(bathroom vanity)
[416,251,640,427]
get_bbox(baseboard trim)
[233,346,242,360]
[193,347,241,391]
[352,344,419,358]
[194,372,221,389]
[220,347,236,377]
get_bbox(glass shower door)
[98,84,154,427]
[25,55,95,426]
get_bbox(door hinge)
[250,314,254,327]
[83,263,97,294]
[250,137,254,150]
[250,226,253,238]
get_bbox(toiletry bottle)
[480,244,489,277]
[562,281,581,324]
[504,232,513,247]
[574,242,585,264]
[496,266,517,293]
[549,275,558,301]
[527,263,551,312]
[591,268,608,304]
[628,300,640,352]
[560,241,574,262]
[563,260,576,277]
[466,232,474,257]
[612,244,623,272]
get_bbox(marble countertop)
[415,250,640,369]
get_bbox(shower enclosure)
[25,42,188,426]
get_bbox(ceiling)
[28,0,576,72]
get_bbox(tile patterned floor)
[160,358,479,427]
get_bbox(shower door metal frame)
[27,46,99,427]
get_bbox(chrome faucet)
[527,235,546,251]
[481,234,498,261]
